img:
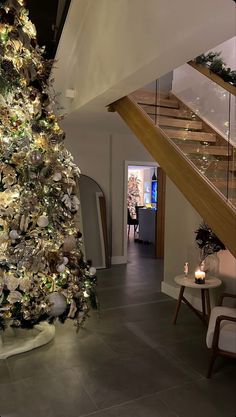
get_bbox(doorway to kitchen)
[124,161,166,263]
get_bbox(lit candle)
[195,269,206,283]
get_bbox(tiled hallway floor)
[0,239,235,417]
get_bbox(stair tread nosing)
[206,160,236,172]
[178,144,231,156]
[131,92,179,109]
[209,178,236,189]
[157,116,202,130]
[143,105,193,119]
[163,128,216,142]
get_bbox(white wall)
[173,37,236,143]
[53,0,236,115]
[162,178,236,308]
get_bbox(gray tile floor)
[0,239,235,417]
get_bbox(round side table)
[172,274,222,325]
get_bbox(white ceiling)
[53,0,236,134]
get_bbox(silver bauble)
[63,236,77,252]
[29,150,43,166]
[52,172,62,182]
[89,267,96,276]
[9,230,19,240]
[48,292,67,317]
[56,263,65,273]
[37,215,49,228]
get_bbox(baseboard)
[161,281,202,311]
[111,256,127,265]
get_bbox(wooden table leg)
[205,289,211,322]
[201,289,206,316]
[172,286,185,325]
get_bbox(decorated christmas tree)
[0,0,97,331]
[127,174,141,218]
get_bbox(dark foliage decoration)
[195,222,226,260]
[194,51,236,86]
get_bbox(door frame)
[123,160,159,262]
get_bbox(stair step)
[164,129,216,142]
[228,198,236,206]
[209,178,236,189]
[178,144,231,156]
[143,106,193,119]
[131,91,179,109]
[157,116,202,130]
[206,160,236,172]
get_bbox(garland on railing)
[194,52,236,86]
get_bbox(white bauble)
[37,215,49,228]
[89,267,96,276]
[56,263,65,273]
[48,292,67,317]
[52,172,62,182]
[9,230,19,240]
[63,257,69,265]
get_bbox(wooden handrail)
[109,95,236,258]
[188,61,236,96]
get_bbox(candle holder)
[194,269,206,284]
[195,277,205,284]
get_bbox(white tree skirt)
[0,322,55,359]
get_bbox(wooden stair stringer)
[109,95,236,258]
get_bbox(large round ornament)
[63,236,77,252]
[56,263,65,273]
[9,230,19,240]
[48,292,67,317]
[29,150,44,166]
[37,215,49,228]
[52,172,62,182]
[89,267,96,277]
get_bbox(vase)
[203,253,220,276]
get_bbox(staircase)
[131,89,236,204]
[109,89,236,258]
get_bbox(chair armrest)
[212,314,236,350]
[218,293,236,306]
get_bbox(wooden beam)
[188,61,236,97]
[109,96,236,258]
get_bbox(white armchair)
[206,293,236,378]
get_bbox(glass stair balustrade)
[130,71,235,208]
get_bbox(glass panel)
[132,63,235,208]
[172,63,234,205]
